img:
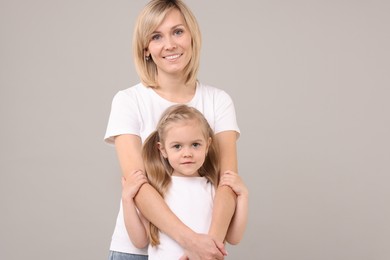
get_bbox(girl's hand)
[121,170,148,201]
[219,170,248,197]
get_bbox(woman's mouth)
[164,54,182,61]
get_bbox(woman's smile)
[147,8,192,77]
[164,53,182,61]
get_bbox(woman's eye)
[174,29,184,36]
[151,34,161,41]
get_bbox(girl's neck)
[171,172,201,178]
[155,75,196,103]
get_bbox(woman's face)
[146,8,192,78]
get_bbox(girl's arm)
[219,170,249,245]
[208,131,239,242]
[121,171,149,248]
[115,134,226,260]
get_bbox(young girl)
[121,105,248,259]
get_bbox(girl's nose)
[183,149,193,158]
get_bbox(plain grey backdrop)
[1,0,389,259]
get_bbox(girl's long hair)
[142,104,220,246]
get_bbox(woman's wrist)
[176,226,197,248]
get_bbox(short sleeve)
[104,90,141,145]
[214,90,240,137]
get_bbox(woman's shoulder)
[117,82,146,95]
[197,82,232,100]
[112,82,151,101]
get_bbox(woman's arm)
[115,134,226,260]
[219,171,249,244]
[208,131,239,242]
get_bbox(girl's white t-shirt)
[148,176,215,259]
[104,82,240,254]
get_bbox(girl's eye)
[173,144,181,149]
[192,143,201,148]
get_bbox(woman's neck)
[155,75,196,103]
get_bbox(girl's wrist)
[122,195,135,204]
[237,189,249,199]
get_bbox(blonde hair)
[142,104,220,246]
[133,0,202,88]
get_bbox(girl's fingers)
[121,176,127,187]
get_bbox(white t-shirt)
[104,82,240,254]
[148,176,215,260]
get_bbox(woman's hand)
[179,233,227,260]
[219,170,248,197]
[121,170,148,201]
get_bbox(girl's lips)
[181,161,194,164]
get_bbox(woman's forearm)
[134,183,194,244]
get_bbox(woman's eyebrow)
[152,24,185,34]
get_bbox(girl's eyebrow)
[167,141,181,146]
[168,139,204,146]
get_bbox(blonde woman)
[105,1,241,259]
[121,105,248,259]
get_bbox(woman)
[105,1,240,259]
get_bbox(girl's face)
[146,8,192,79]
[159,119,210,177]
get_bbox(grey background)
[1,0,389,259]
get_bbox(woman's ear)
[144,49,150,58]
[157,142,168,158]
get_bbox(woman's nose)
[164,36,177,50]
